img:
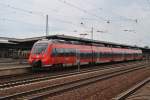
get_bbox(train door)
[52,48,61,64]
[95,48,99,63]
[96,51,99,63]
[52,48,57,64]
[76,49,80,65]
[110,46,114,62]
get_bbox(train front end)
[28,40,51,70]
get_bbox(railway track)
[113,77,150,100]
[27,65,149,100]
[0,60,149,99]
[0,61,144,89]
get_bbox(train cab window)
[32,43,48,54]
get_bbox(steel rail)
[112,77,150,100]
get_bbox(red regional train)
[28,39,142,70]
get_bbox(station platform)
[0,59,31,76]
[0,58,28,63]
[0,58,17,63]
[0,63,30,70]
[0,58,28,66]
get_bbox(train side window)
[104,53,107,58]
[99,52,101,58]
[57,48,64,56]
[95,52,98,58]
[70,49,76,56]
[80,52,82,58]
[104,52,107,58]
[63,49,66,56]
[62,49,66,56]
[93,52,96,58]
[54,48,75,57]
[72,49,76,56]
[106,53,109,58]
[103,52,106,58]
[105,52,107,58]
[103,52,105,58]
[101,52,103,58]
[96,52,99,58]
[107,53,110,57]
[83,52,86,58]
[101,53,103,58]
[87,52,89,58]
[52,48,57,56]
[107,53,109,57]
[67,49,70,56]
[55,48,59,56]
[56,48,60,56]
[82,52,85,58]
[64,49,75,56]
[69,49,72,56]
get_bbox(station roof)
[0,35,149,50]
[0,37,16,44]
[0,36,44,43]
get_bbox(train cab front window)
[32,43,48,54]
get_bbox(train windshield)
[32,43,48,54]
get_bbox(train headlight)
[36,55,39,58]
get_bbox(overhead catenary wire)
[0,3,44,16]
[56,0,136,33]
[0,16,97,35]
[57,0,110,23]
[0,1,138,35]
[0,2,91,28]
[0,18,45,33]
[0,4,82,29]
[56,0,111,34]
[0,17,45,28]
[0,1,119,30]
[80,0,139,24]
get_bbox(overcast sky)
[0,0,150,47]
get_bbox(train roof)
[45,35,141,49]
